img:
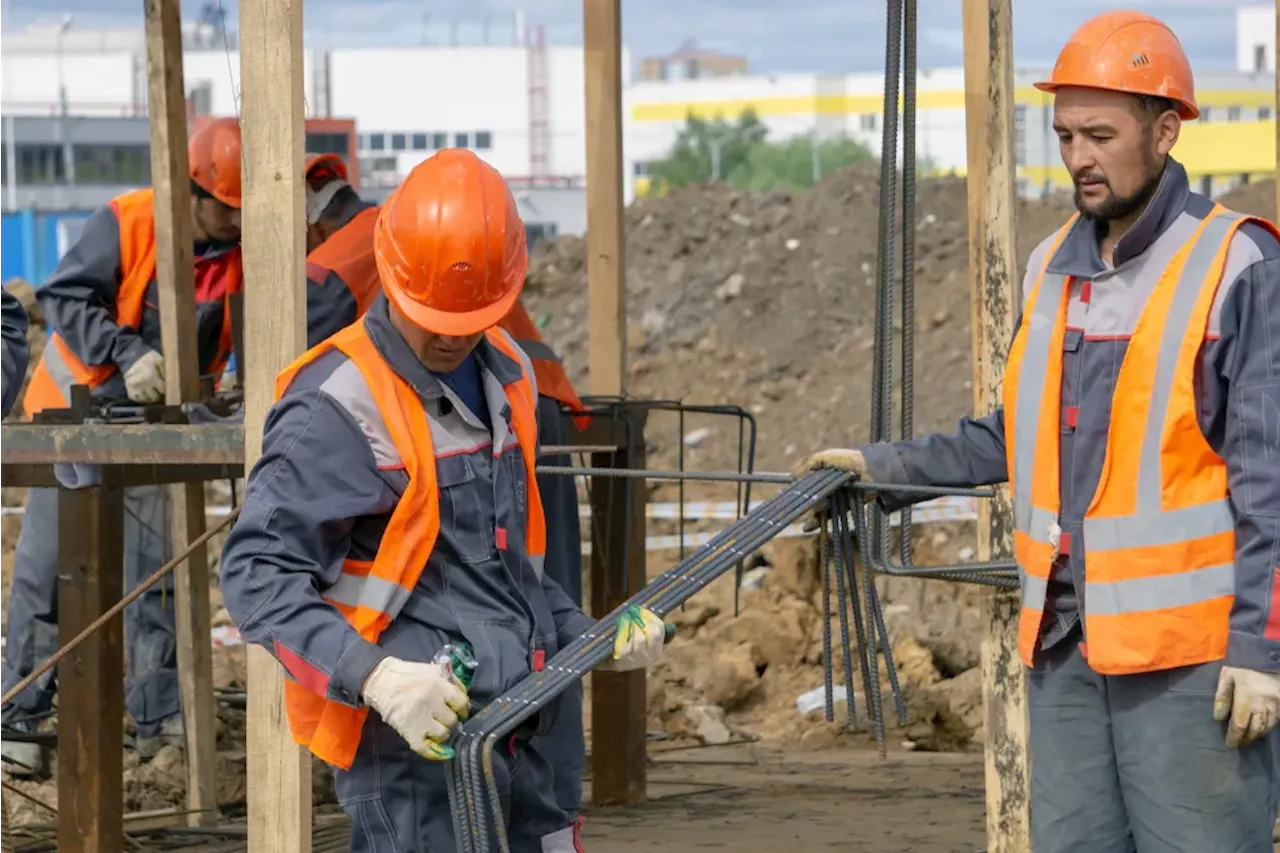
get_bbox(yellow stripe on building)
[630,88,1273,123]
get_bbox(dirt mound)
[1220,178,1277,219]
[526,164,1075,481]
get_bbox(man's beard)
[1073,163,1163,223]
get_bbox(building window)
[1013,105,1027,166]
[1228,105,1242,122]
[1199,175,1213,197]
[1256,44,1268,73]
[474,131,493,150]
[369,133,386,151]
[431,132,447,149]
[526,221,558,251]
[17,144,66,184]
[1199,106,1211,123]
[1261,106,1273,120]
[73,144,150,184]
[306,132,349,156]
[859,114,877,132]
[454,132,470,148]
[633,160,650,177]
[412,133,428,150]
[391,133,407,151]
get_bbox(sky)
[0,0,1258,75]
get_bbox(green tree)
[647,109,769,190]
[727,134,874,192]
[646,110,874,193]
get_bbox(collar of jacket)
[361,292,525,401]
[1045,157,1192,279]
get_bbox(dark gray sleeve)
[1209,256,1280,673]
[1,289,30,417]
[860,410,1009,512]
[34,205,151,372]
[305,267,359,348]
[218,388,394,706]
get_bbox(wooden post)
[583,412,648,805]
[239,0,312,850]
[142,0,218,825]
[57,485,124,853]
[583,0,626,397]
[583,0,645,806]
[962,1,1032,851]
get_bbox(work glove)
[1213,665,1280,748]
[793,448,874,532]
[600,605,671,672]
[123,349,166,404]
[361,656,470,760]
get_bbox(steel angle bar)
[444,469,852,850]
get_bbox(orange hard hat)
[1035,11,1198,120]
[189,117,243,208]
[306,153,348,185]
[373,149,527,336]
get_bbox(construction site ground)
[3,168,1278,848]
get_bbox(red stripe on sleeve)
[274,639,331,697]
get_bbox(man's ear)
[1154,111,1180,157]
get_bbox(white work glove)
[361,657,470,760]
[600,606,670,672]
[1213,665,1280,749]
[794,448,873,531]
[123,349,166,404]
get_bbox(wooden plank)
[583,0,626,397]
[0,423,244,465]
[961,2,1031,851]
[56,486,125,853]
[239,0,312,848]
[588,409,649,805]
[143,0,218,825]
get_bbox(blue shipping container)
[1,209,93,285]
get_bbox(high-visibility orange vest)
[306,206,381,319]
[1003,206,1280,674]
[23,188,243,415]
[498,300,588,430]
[274,320,547,770]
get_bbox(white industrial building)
[2,6,1277,233]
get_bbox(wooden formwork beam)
[961,1,1032,851]
[142,0,218,824]
[583,0,647,807]
[239,0,312,849]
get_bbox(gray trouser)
[335,715,583,853]
[1029,641,1278,853]
[534,395,586,817]
[1,486,180,738]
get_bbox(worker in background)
[0,117,245,773]
[2,289,30,417]
[218,149,666,853]
[498,300,590,817]
[797,12,1280,851]
[304,153,381,342]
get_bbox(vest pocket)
[437,454,494,566]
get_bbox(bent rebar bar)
[443,470,908,852]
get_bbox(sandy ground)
[579,744,984,853]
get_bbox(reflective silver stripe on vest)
[1021,572,1048,611]
[1011,269,1068,542]
[512,337,562,364]
[1087,562,1234,616]
[42,336,79,402]
[495,328,539,403]
[322,572,414,616]
[529,552,545,581]
[1081,210,1241,557]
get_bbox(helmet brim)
[1033,80,1199,121]
[381,272,524,338]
